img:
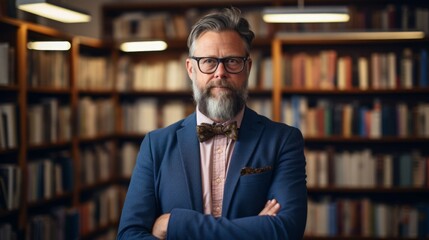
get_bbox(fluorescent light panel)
[276,31,425,41]
[263,7,350,23]
[17,0,91,23]
[120,41,168,52]
[27,41,71,51]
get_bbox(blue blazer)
[117,107,307,240]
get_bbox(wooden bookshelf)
[0,16,125,239]
[270,5,429,235]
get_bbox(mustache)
[205,80,234,91]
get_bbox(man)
[117,7,307,240]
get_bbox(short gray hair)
[187,7,255,56]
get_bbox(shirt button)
[215,178,222,184]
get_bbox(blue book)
[291,96,301,130]
[420,49,428,87]
[328,202,337,236]
[417,203,429,238]
[359,107,369,137]
[399,154,412,187]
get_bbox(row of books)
[306,148,428,188]
[0,103,17,150]
[278,5,429,33]
[27,156,73,202]
[120,99,190,133]
[0,164,21,211]
[27,98,71,146]
[25,182,125,239]
[282,96,429,138]
[79,186,125,235]
[249,52,273,90]
[116,55,190,92]
[111,5,428,41]
[281,48,428,90]
[0,42,15,86]
[306,198,429,238]
[27,50,69,89]
[0,224,17,240]
[78,97,115,138]
[80,142,114,186]
[78,55,114,90]
[247,98,273,120]
[112,9,271,40]
[27,207,79,240]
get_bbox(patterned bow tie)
[196,121,238,142]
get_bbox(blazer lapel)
[176,113,204,212]
[222,107,264,216]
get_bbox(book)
[0,103,17,149]
[0,43,9,85]
[0,164,20,210]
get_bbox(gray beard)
[192,79,248,121]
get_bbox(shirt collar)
[196,106,244,128]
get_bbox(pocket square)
[240,166,272,176]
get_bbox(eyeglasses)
[190,56,249,74]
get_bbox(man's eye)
[226,58,239,64]
[203,58,216,64]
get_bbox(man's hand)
[152,213,170,240]
[259,199,280,216]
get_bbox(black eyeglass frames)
[190,56,249,74]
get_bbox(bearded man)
[118,7,307,240]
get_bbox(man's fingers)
[259,199,281,216]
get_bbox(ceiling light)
[27,41,71,51]
[17,0,91,23]
[262,0,349,23]
[263,7,350,23]
[276,31,425,41]
[120,41,168,52]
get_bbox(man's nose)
[214,62,227,78]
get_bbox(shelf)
[0,85,19,91]
[281,88,429,95]
[118,89,192,97]
[78,89,116,96]
[303,236,428,240]
[0,208,19,219]
[116,133,146,141]
[27,141,72,151]
[27,87,71,95]
[309,187,429,194]
[79,179,116,193]
[78,134,115,144]
[276,32,429,45]
[27,192,73,210]
[304,136,429,143]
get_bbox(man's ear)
[186,58,194,79]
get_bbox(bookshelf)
[271,14,429,238]
[0,17,126,239]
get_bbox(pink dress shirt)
[196,107,244,217]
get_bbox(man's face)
[186,30,252,122]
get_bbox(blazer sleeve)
[117,133,159,240]
[167,127,307,240]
